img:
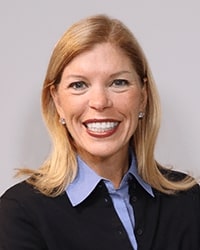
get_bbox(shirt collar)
[128,153,154,197]
[66,152,154,206]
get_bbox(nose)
[88,86,112,111]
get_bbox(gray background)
[1,0,200,195]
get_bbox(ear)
[140,84,148,111]
[50,85,65,118]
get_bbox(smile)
[85,121,119,133]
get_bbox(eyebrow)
[65,70,133,80]
[109,70,133,78]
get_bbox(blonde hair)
[18,14,196,196]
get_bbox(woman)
[0,14,199,250]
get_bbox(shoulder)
[159,167,189,181]
[0,181,69,211]
[0,181,72,221]
[0,181,46,215]
[157,168,200,198]
[1,181,42,203]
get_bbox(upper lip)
[83,118,120,125]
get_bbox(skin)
[51,43,147,188]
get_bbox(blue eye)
[112,79,129,87]
[69,81,87,90]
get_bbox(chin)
[79,145,124,160]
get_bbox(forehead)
[63,43,135,74]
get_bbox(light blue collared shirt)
[66,152,154,250]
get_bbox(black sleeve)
[0,197,47,250]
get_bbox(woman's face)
[51,43,147,161]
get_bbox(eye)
[111,79,129,88]
[68,81,87,90]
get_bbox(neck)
[78,148,130,189]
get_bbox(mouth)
[83,119,120,137]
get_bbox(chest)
[32,183,200,250]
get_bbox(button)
[131,196,137,202]
[104,198,108,202]
[114,230,123,238]
[118,230,123,235]
[136,228,143,236]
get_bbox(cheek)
[116,91,142,114]
[59,97,86,122]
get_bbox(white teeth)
[86,122,118,132]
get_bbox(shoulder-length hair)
[19,14,195,196]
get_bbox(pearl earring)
[59,118,66,125]
[138,112,145,119]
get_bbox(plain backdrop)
[0,0,200,195]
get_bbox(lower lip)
[86,126,119,138]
